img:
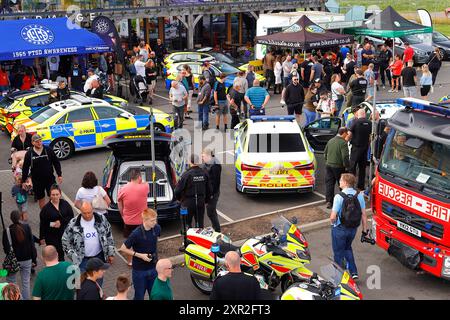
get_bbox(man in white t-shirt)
[169,81,187,129]
[134,55,147,78]
[62,202,115,276]
[83,68,99,93]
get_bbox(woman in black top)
[426,47,443,85]
[11,125,32,152]
[183,64,195,118]
[2,210,34,300]
[39,184,74,261]
[77,258,109,300]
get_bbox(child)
[316,91,335,118]
[11,175,28,221]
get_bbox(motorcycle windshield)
[271,215,292,240]
[320,263,344,288]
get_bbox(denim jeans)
[331,225,358,275]
[198,104,210,127]
[132,268,157,300]
[7,259,32,300]
[334,97,344,116]
[303,109,318,126]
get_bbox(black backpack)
[338,192,362,228]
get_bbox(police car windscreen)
[248,133,305,153]
[29,106,59,124]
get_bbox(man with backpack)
[330,173,368,280]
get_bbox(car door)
[93,106,124,142]
[64,107,96,149]
[303,117,341,152]
[235,121,248,158]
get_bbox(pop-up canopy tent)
[0,17,111,61]
[346,6,432,38]
[255,15,354,50]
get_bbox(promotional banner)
[91,16,124,63]
[0,18,110,61]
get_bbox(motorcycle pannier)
[185,244,216,278]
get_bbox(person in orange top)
[0,66,9,94]
[388,54,403,93]
[20,68,35,91]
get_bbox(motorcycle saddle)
[216,242,241,258]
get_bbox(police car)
[341,101,405,127]
[0,88,127,134]
[234,115,317,193]
[12,95,174,160]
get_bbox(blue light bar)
[250,115,296,122]
[396,98,450,116]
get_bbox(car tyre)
[50,138,74,160]
[146,123,165,132]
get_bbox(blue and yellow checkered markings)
[135,115,150,129]
[49,124,73,139]
[98,119,117,133]
[74,134,97,148]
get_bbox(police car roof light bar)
[396,98,450,117]
[250,115,296,122]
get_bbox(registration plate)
[270,169,289,175]
[397,221,422,237]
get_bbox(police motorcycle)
[281,261,363,300]
[182,215,313,294]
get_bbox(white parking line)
[0,169,12,173]
[313,191,326,199]
[114,248,129,264]
[153,93,170,101]
[217,209,234,222]
[61,191,80,214]
[222,198,326,227]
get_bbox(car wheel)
[146,123,165,132]
[51,138,74,160]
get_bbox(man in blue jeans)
[197,75,211,130]
[330,173,368,280]
[119,208,160,300]
[244,79,270,116]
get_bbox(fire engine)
[372,98,450,278]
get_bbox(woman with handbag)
[39,184,74,261]
[74,171,111,215]
[426,48,443,86]
[2,210,34,300]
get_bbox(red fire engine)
[372,98,450,278]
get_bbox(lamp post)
[149,105,157,211]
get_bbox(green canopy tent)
[346,5,432,38]
[346,5,432,57]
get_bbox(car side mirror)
[119,112,130,119]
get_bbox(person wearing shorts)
[214,74,228,131]
[21,134,62,209]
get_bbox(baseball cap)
[86,258,110,272]
[314,78,321,83]
[31,134,42,142]
[87,67,95,73]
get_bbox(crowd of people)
[3,125,223,300]
[0,34,447,301]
